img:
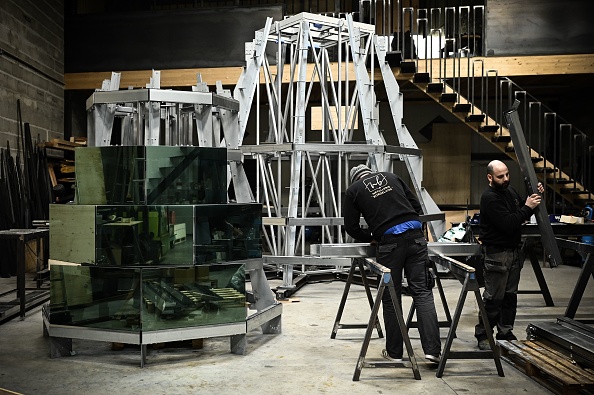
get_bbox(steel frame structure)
[233,13,445,288]
[85,13,446,289]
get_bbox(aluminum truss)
[86,70,253,202]
[234,13,445,288]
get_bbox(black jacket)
[343,172,422,242]
[479,185,533,248]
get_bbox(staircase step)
[575,197,594,205]
[414,73,430,83]
[549,178,573,184]
[479,125,500,133]
[466,114,485,123]
[561,188,589,194]
[427,83,444,93]
[400,61,417,74]
[440,93,458,103]
[531,157,543,163]
[453,103,472,113]
[505,145,515,152]
[385,51,402,67]
[534,167,557,174]
[491,135,512,143]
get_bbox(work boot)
[478,339,491,350]
[496,331,517,341]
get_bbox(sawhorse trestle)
[331,257,421,381]
[429,254,505,378]
[331,257,383,340]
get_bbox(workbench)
[470,223,594,306]
[0,229,50,321]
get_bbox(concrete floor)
[0,261,592,395]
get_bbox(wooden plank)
[500,340,594,394]
[65,54,594,90]
[529,341,594,383]
[518,341,594,385]
[47,164,57,187]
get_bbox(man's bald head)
[487,160,510,190]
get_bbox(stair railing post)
[528,102,542,157]
[458,6,471,101]
[417,12,428,74]
[543,112,557,194]
[471,59,484,118]
[485,69,498,129]
[403,7,414,61]
[472,5,485,57]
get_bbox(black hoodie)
[343,172,422,242]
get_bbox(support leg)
[565,253,593,319]
[475,288,505,377]
[262,314,282,334]
[49,337,73,359]
[522,239,554,306]
[231,333,247,355]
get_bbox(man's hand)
[525,193,542,209]
[537,182,544,194]
[370,239,377,246]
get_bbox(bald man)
[475,160,544,350]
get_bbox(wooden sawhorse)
[429,254,505,378]
[331,257,421,381]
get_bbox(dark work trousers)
[474,247,523,341]
[376,229,441,359]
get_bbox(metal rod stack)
[0,100,52,277]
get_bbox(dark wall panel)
[486,0,594,56]
[65,6,283,72]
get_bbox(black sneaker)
[381,349,403,363]
[425,354,440,363]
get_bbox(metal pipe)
[485,69,498,127]
[472,5,485,56]
[471,59,484,115]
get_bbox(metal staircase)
[406,65,594,212]
[368,1,594,213]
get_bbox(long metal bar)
[504,100,563,267]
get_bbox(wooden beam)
[65,54,594,90]
[419,54,594,81]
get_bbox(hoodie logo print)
[362,174,392,198]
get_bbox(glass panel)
[50,265,141,331]
[49,264,246,331]
[50,203,262,266]
[141,264,246,331]
[194,204,262,264]
[75,146,227,205]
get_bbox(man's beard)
[492,181,509,191]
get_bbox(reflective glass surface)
[50,264,246,330]
[193,204,262,264]
[75,146,227,205]
[50,203,262,266]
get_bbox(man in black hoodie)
[475,160,543,350]
[343,164,441,363]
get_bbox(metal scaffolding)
[233,13,445,288]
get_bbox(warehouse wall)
[0,0,64,155]
[486,0,594,56]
